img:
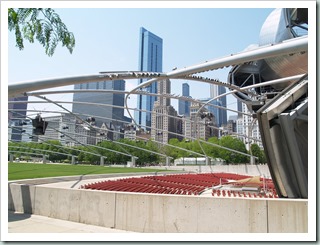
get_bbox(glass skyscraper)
[210,84,227,126]
[178,83,191,116]
[8,96,28,142]
[135,27,163,129]
[72,80,126,127]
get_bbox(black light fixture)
[32,114,48,135]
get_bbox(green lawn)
[8,162,167,180]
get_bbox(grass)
[8,162,168,181]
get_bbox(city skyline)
[6,6,275,121]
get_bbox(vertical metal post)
[100,156,104,166]
[72,155,75,165]
[250,156,256,165]
[166,157,170,167]
[131,156,136,167]
[42,155,46,164]
[205,157,210,166]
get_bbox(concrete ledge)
[79,190,116,227]
[33,187,116,228]
[151,164,271,177]
[267,199,308,232]
[115,193,268,232]
[8,176,308,233]
[8,183,36,214]
[196,197,268,233]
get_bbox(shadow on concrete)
[8,211,31,223]
[21,185,33,213]
[70,175,84,188]
[8,183,34,214]
[8,183,14,211]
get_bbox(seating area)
[211,189,278,198]
[80,173,278,198]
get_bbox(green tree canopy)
[8,8,75,56]
[219,136,249,163]
[250,143,267,164]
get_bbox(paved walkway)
[8,211,134,233]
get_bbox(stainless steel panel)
[257,76,308,198]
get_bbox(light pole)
[247,118,257,165]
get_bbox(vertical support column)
[205,157,210,166]
[131,156,136,167]
[9,154,13,163]
[42,155,46,164]
[100,156,104,166]
[71,155,75,165]
[166,157,170,167]
[250,156,256,165]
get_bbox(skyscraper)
[72,80,126,128]
[8,96,28,142]
[40,113,76,146]
[135,27,163,129]
[151,79,179,144]
[210,84,227,126]
[236,102,262,150]
[237,100,243,119]
[184,102,215,141]
[178,83,191,116]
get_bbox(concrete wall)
[114,193,268,232]
[8,183,307,233]
[151,164,271,177]
[267,199,308,233]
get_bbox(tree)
[98,140,130,165]
[8,8,75,56]
[166,138,187,159]
[43,140,66,162]
[219,136,249,163]
[250,144,267,164]
[205,137,220,158]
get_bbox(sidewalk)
[8,211,134,233]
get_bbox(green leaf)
[8,8,75,56]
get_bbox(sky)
[3,1,316,120]
[5,3,277,119]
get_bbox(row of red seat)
[81,176,206,195]
[142,175,213,188]
[80,173,277,198]
[212,189,278,198]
